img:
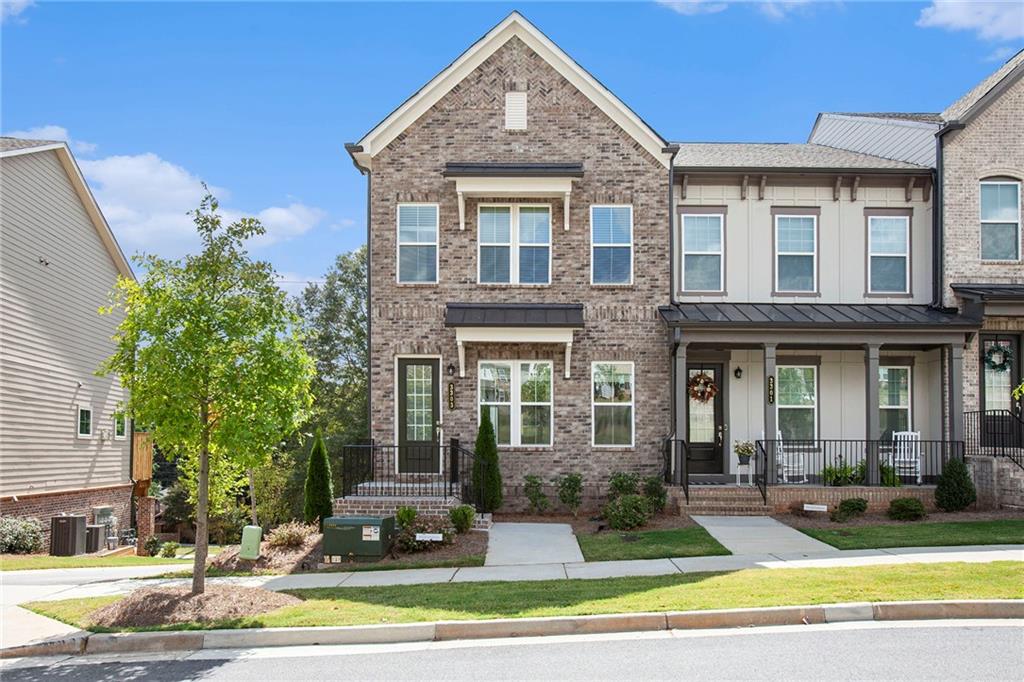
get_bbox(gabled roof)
[672,142,929,172]
[943,48,1024,122]
[347,12,670,170]
[0,137,134,280]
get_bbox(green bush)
[555,473,583,517]
[449,505,475,534]
[473,410,503,512]
[143,535,162,557]
[394,517,453,554]
[523,475,549,514]
[158,541,181,558]
[830,497,868,523]
[608,472,639,498]
[823,462,859,486]
[603,494,650,530]
[642,476,667,514]
[303,429,334,530]
[935,458,977,512]
[267,521,317,548]
[0,516,44,554]
[209,503,250,545]
[887,497,927,521]
[395,506,418,530]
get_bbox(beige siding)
[0,150,129,496]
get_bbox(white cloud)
[656,0,728,16]
[758,1,815,21]
[985,45,1018,62]
[4,124,97,154]
[1,0,34,24]
[917,1,1024,41]
[330,217,357,231]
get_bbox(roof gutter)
[931,121,965,308]
[664,144,681,306]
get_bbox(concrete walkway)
[485,523,584,566]
[690,515,838,555]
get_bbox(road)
[2,621,1021,681]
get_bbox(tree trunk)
[248,469,258,526]
[192,416,211,595]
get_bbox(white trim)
[591,361,635,448]
[867,215,910,294]
[979,180,1022,262]
[113,413,127,441]
[879,365,913,433]
[352,12,668,169]
[396,203,440,284]
[453,177,574,231]
[76,404,93,439]
[590,205,634,286]
[476,203,552,286]
[478,359,554,448]
[680,212,725,293]
[454,327,575,378]
[774,214,818,293]
[393,354,444,475]
[776,365,818,440]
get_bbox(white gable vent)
[505,91,527,130]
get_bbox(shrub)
[395,506,418,530]
[887,497,927,521]
[642,476,667,514]
[209,503,250,545]
[267,521,318,548]
[158,541,181,558]
[935,458,977,512]
[523,475,549,514]
[449,505,475,534]
[555,473,583,517]
[0,516,44,554]
[473,410,503,512]
[303,429,334,530]
[822,461,858,486]
[608,472,639,498]
[853,460,901,488]
[603,494,650,530]
[394,517,454,553]
[830,497,868,523]
[143,535,162,557]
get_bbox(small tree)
[304,429,334,529]
[473,409,503,512]
[935,457,977,512]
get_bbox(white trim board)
[454,326,575,379]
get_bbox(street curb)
[3,600,1021,659]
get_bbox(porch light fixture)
[733,367,743,379]
[447,363,457,377]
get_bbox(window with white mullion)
[980,181,1021,261]
[775,215,817,293]
[397,204,439,283]
[591,206,633,285]
[681,214,724,292]
[776,366,817,441]
[478,360,553,446]
[868,216,910,294]
[879,366,912,438]
[592,362,634,447]
[478,205,550,285]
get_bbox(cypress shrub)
[935,457,977,512]
[303,429,334,530]
[473,409,503,512]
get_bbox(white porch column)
[865,343,881,486]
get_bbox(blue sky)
[3,1,1021,291]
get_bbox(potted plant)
[734,440,755,466]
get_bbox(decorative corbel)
[833,176,842,202]
[922,177,932,202]
[680,174,688,201]
[564,191,571,231]
[741,175,749,200]
[759,175,767,201]
[457,340,466,378]
[905,177,915,203]
[564,341,572,379]
[851,176,861,202]
[457,191,466,231]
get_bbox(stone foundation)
[0,483,133,545]
[967,455,1024,510]
[334,496,493,530]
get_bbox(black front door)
[687,363,724,474]
[979,335,1023,449]
[397,358,440,474]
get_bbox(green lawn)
[577,527,730,562]
[799,520,1024,550]
[26,561,1023,632]
[150,554,486,579]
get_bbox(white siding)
[0,150,130,496]
[809,114,939,167]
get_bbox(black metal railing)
[663,437,689,504]
[965,410,1024,470]
[754,440,768,503]
[753,439,964,487]
[339,439,491,511]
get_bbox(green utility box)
[322,516,395,562]
[239,525,262,560]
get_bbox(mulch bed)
[89,584,300,628]
[493,512,695,535]
[776,509,1024,530]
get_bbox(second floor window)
[591,206,632,285]
[868,215,910,294]
[682,213,724,292]
[397,204,438,283]
[478,205,550,284]
[980,180,1021,261]
[775,215,817,293]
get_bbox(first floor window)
[592,362,634,446]
[479,361,552,446]
[478,205,550,284]
[114,413,127,440]
[591,206,632,284]
[879,366,911,437]
[777,366,816,440]
[983,339,1014,411]
[77,406,92,438]
[775,214,817,292]
[682,213,724,292]
[980,180,1021,261]
[868,215,910,293]
[397,204,438,283]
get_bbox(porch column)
[865,343,881,486]
[763,343,777,484]
[673,340,688,485]
[948,343,965,443]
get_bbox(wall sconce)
[733,367,743,379]
[447,363,456,377]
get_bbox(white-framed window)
[76,405,92,439]
[397,204,439,283]
[478,205,550,285]
[868,215,910,293]
[592,362,634,447]
[505,91,527,130]
[775,215,817,293]
[980,180,1021,261]
[681,213,724,292]
[478,360,552,446]
[879,366,911,438]
[591,205,633,285]
[777,366,817,440]
[113,413,127,441]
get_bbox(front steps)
[676,485,772,516]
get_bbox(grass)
[149,554,486,579]
[26,561,1023,632]
[576,527,730,562]
[799,519,1024,550]
[1,544,226,572]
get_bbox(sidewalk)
[690,515,837,555]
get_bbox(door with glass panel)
[397,358,440,474]
[687,364,724,474]
[980,335,1023,449]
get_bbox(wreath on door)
[984,345,1014,372]
[688,372,719,403]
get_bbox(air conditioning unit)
[50,515,87,556]
[86,524,104,553]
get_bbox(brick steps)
[676,485,771,516]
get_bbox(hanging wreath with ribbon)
[985,345,1014,372]
[688,372,719,403]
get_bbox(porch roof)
[950,283,1024,302]
[445,303,584,328]
[659,302,979,330]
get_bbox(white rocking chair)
[891,431,922,485]
[776,429,808,484]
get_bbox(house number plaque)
[447,382,456,410]
[767,376,775,404]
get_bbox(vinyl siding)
[809,114,939,167]
[0,150,130,497]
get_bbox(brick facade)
[967,455,1024,510]
[367,36,670,509]
[765,485,937,514]
[0,483,132,545]
[333,496,492,529]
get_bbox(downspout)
[345,144,372,445]
[663,145,681,305]
[931,121,964,309]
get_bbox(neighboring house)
[0,138,135,539]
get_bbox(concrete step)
[680,506,772,516]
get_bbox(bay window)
[479,361,552,446]
[592,362,634,447]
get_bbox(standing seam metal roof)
[659,303,978,328]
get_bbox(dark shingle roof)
[943,49,1024,121]
[672,143,928,171]
[659,303,978,329]
[443,162,584,178]
[950,283,1024,301]
[445,303,584,328]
